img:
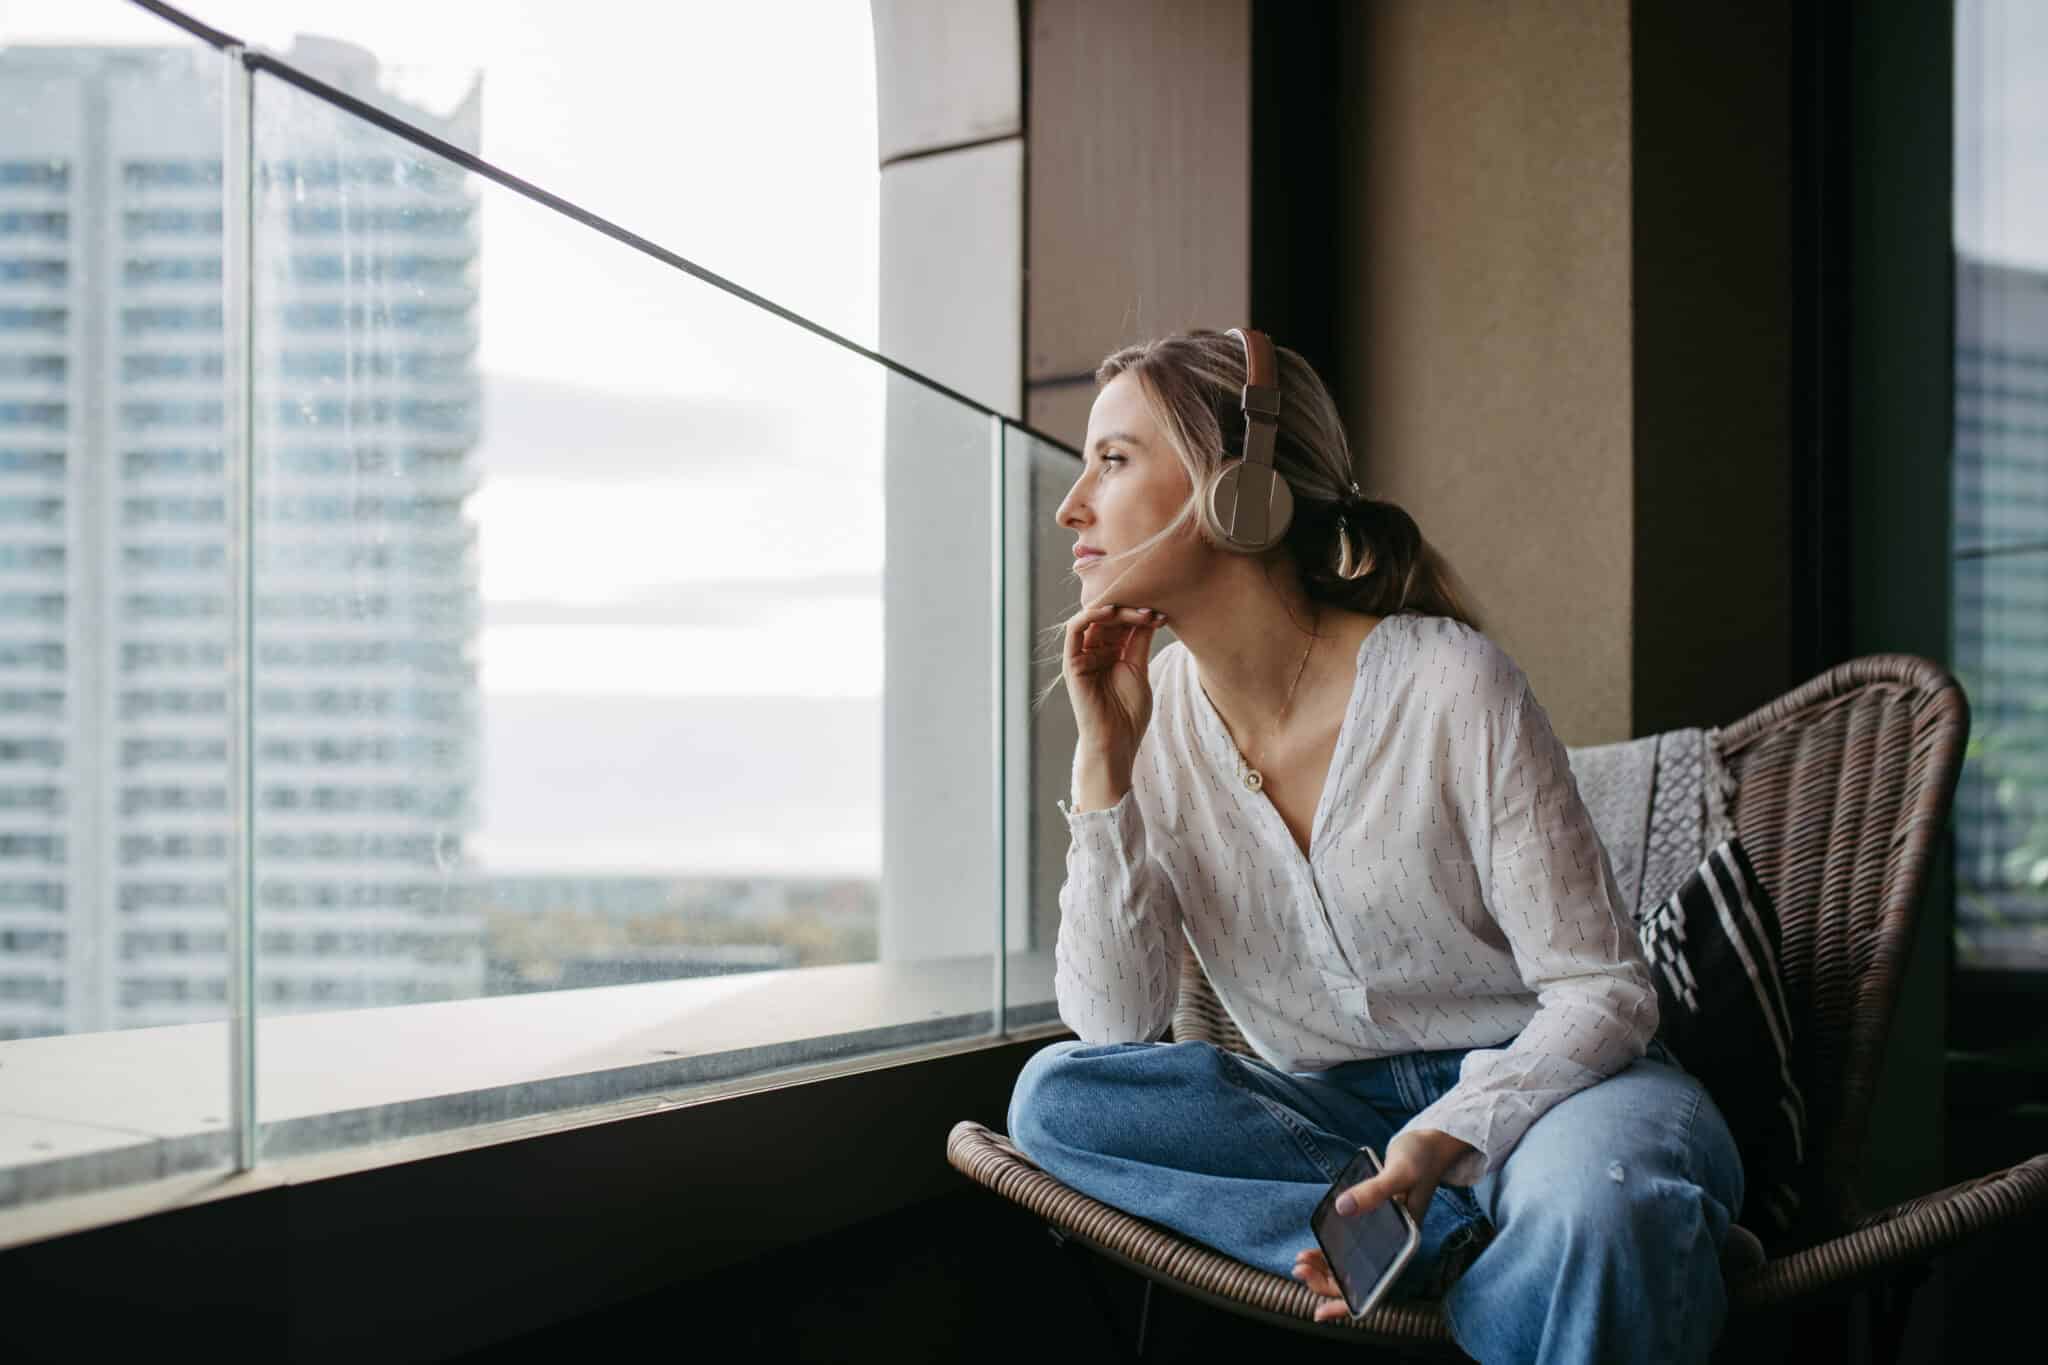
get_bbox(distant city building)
[472,872,874,922]
[1953,253,2048,968]
[473,871,878,994]
[0,38,484,1037]
[493,945,797,995]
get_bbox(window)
[0,3,1033,1230]
[122,304,223,334]
[0,306,68,335]
[0,355,66,381]
[122,256,223,285]
[123,446,223,476]
[0,260,67,286]
[1953,2,2048,972]
[0,403,66,431]
[123,159,221,189]
[0,449,64,475]
[0,160,70,189]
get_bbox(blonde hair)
[1032,327,1485,714]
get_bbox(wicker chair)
[948,653,2048,1359]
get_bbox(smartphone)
[1309,1146,1421,1318]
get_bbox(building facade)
[0,37,484,1037]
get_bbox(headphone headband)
[1211,327,1292,551]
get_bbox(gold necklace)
[1234,608,1319,794]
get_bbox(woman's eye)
[1100,453,1124,466]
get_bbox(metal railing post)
[221,44,258,1171]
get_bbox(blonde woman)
[1008,329,1743,1364]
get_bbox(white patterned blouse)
[1051,610,1659,1187]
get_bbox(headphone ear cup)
[1207,460,1294,552]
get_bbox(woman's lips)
[1074,551,1105,568]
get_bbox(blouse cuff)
[1055,787,1145,859]
[1398,1088,1516,1187]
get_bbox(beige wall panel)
[1336,0,1633,745]
[871,0,1020,163]
[879,138,1024,417]
[1023,380,1097,453]
[1026,0,1251,380]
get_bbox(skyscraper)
[0,36,484,1038]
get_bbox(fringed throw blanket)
[1564,727,1740,922]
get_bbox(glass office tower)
[0,37,483,1038]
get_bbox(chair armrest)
[1729,1153,2048,1311]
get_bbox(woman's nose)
[1056,484,1087,529]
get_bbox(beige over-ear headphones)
[1205,327,1295,554]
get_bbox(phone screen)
[1309,1146,1419,1317]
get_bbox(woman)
[1007,329,1745,1365]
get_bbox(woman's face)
[1055,371,1202,609]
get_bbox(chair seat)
[949,1119,1780,1350]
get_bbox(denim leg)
[1006,1038,1492,1296]
[1440,1041,1746,1365]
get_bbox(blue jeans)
[1007,1034,1743,1365]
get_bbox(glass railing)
[0,18,242,1208]
[0,0,1082,1217]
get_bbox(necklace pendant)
[1242,767,1263,793]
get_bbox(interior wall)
[1023,0,1253,444]
[1332,0,1636,745]
[1331,0,1802,745]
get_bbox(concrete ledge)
[0,949,1057,1220]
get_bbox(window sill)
[0,948,1059,1244]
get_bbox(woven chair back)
[1168,653,1969,1242]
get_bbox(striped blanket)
[1564,726,1741,924]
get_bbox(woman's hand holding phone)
[1341,1127,1471,1224]
[1062,601,1167,808]
[1291,1244,1363,1323]
[1295,1128,1477,1323]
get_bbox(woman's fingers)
[1335,1139,1439,1216]
[1116,615,1156,669]
[1293,1249,1352,1322]
[1333,1170,1398,1218]
[1291,1249,1342,1298]
[1076,602,1165,631]
[1066,604,1166,669]
[1294,1252,1359,1326]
